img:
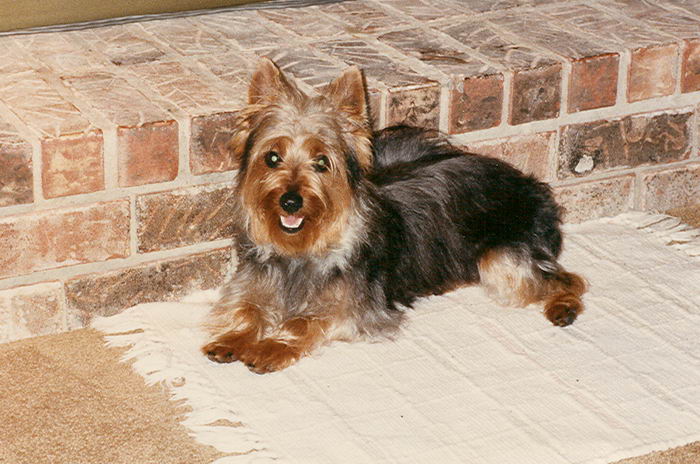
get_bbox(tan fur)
[320,65,372,171]
[232,59,365,258]
[204,275,360,373]
[542,271,587,326]
[478,249,587,326]
[478,249,542,307]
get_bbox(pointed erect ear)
[322,66,368,125]
[226,116,251,170]
[248,57,302,105]
[322,67,373,172]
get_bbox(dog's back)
[370,126,562,265]
[367,126,583,325]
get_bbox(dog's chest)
[267,257,342,316]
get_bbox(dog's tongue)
[281,215,304,229]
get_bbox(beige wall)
[0,0,265,32]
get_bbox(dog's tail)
[478,249,587,326]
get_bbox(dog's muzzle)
[279,191,305,233]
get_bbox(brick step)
[1,0,699,341]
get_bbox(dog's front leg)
[235,317,331,374]
[202,302,267,364]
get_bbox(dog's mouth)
[279,214,305,234]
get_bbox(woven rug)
[93,213,700,464]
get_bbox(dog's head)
[229,58,372,257]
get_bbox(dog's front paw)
[239,339,301,374]
[202,332,255,364]
[202,340,238,363]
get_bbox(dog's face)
[231,58,372,256]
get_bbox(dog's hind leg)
[477,248,586,326]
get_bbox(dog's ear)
[248,57,302,105]
[322,66,373,172]
[322,66,368,127]
[226,104,264,170]
[226,117,251,170]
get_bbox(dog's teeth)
[281,215,304,229]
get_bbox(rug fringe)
[602,212,700,258]
[92,300,279,461]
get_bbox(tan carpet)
[1,205,699,464]
[0,329,224,464]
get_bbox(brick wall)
[1,0,699,341]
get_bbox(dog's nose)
[280,191,303,213]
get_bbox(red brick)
[60,73,180,187]
[510,65,562,125]
[545,3,676,51]
[0,64,105,200]
[465,132,554,181]
[65,248,231,325]
[264,47,347,91]
[190,112,239,175]
[314,38,433,90]
[136,185,236,253]
[368,90,383,130]
[603,0,699,39]
[258,6,345,39]
[61,73,176,128]
[127,61,242,115]
[0,201,130,279]
[554,176,635,223]
[12,32,104,74]
[558,112,692,179]
[378,0,460,21]
[0,69,95,138]
[117,121,179,187]
[450,74,503,134]
[628,44,678,102]
[640,164,700,211]
[569,54,619,112]
[195,52,251,90]
[489,10,612,61]
[454,0,523,13]
[196,10,294,52]
[320,1,410,33]
[681,38,700,93]
[140,17,231,56]
[76,24,166,66]
[41,131,105,198]
[0,282,64,342]
[377,28,495,78]
[0,121,33,207]
[387,85,441,130]
[435,19,560,73]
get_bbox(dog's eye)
[264,151,281,168]
[313,155,330,173]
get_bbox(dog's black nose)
[280,191,303,213]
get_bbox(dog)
[202,57,586,374]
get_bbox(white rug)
[93,213,700,464]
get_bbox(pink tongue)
[281,215,303,228]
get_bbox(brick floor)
[0,0,699,340]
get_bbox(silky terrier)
[202,58,586,374]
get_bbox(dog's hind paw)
[544,294,583,327]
